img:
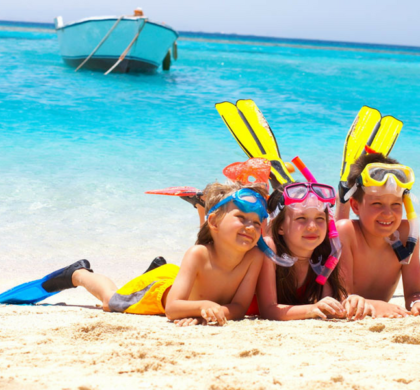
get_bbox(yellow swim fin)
[339,107,402,202]
[369,115,402,155]
[215,99,294,188]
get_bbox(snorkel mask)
[207,189,272,264]
[206,188,268,223]
[345,163,418,265]
[258,156,342,285]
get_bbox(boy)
[335,153,420,317]
[43,182,268,326]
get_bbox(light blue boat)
[54,10,178,73]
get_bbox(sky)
[1,0,419,47]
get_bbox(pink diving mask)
[271,183,336,219]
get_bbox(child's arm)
[400,231,420,315]
[337,220,409,318]
[257,256,345,321]
[218,247,264,320]
[256,237,345,321]
[164,245,226,324]
[175,248,264,324]
[197,203,205,227]
[335,198,351,221]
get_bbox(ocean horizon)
[1,19,420,52]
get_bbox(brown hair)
[267,186,347,305]
[347,153,400,202]
[196,181,268,245]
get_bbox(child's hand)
[375,302,410,318]
[342,295,376,320]
[174,317,206,327]
[200,305,227,326]
[308,297,346,320]
[411,301,420,316]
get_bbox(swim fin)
[338,107,402,202]
[215,99,294,189]
[0,259,92,305]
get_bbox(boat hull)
[56,17,178,73]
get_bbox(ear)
[207,213,219,231]
[277,221,285,236]
[349,197,360,216]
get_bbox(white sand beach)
[1,287,420,390]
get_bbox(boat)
[54,8,178,74]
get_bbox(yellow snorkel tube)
[346,163,418,264]
[386,191,419,264]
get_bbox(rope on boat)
[104,18,147,75]
[75,16,125,72]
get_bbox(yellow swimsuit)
[108,263,179,315]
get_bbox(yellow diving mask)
[345,163,415,200]
[345,162,418,265]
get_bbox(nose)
[244,222,256,232]
[306,219,317,231]
[381,205,393,216]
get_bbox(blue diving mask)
[206,188,268,222]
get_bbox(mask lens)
[234,189,268,222]
[312,184,335,200]
[286,185,308,200]
[288,192,327,211]
[369,167,409,184]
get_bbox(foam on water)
[0,24,419,289]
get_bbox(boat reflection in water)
[54,8,178,74]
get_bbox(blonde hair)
[196,181,268,245]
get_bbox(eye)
[253,220,261,228]
[236,215,245,220]
[316,216,326,221]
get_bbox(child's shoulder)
[181,244,211,267]
[336,218,358,242]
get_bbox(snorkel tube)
[257,237,298,267]
[385,191,419,264]
[291,156,342,285]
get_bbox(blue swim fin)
[0,259,92,305]
[0,268,64,304]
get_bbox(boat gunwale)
[61,54,160,67]
[55,16,178,38]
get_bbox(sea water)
[0,22,419,291]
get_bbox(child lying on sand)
[335,153,420,317]
[256,182,373,321]
[41,182,269,326]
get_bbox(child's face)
[279,207,327,258]
[216,202,262,250]
[351,193,403,237]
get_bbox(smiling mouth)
[377,221,393,226]
[303,236,318,240]
[238,233,254,241]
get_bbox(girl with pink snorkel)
[255,158,375,321]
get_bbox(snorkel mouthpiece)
[385,191,419,264]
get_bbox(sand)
[1,289,420,390]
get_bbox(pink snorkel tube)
[291,156,342,285]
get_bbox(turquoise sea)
[1,21,419,290]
